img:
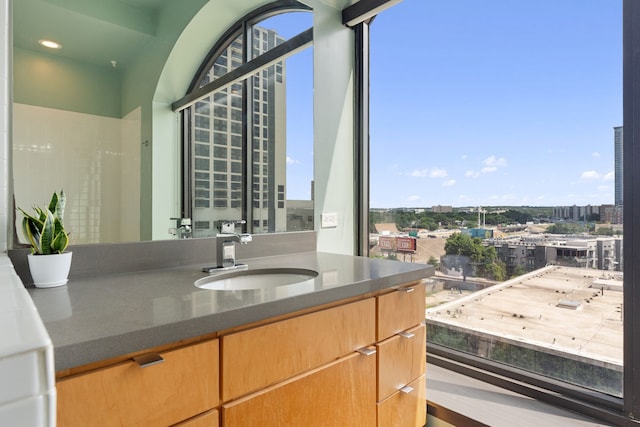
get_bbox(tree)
[546,222,585,234]
[484,260,507,281]
[511,265,527,278]
[444,233,479,257]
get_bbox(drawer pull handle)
[133,353,165,368]
[400,385,414,394]
[399,287,415,293]
[397,331,415,339]
[356,347,377,356]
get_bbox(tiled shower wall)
[0,0,10,253]
[12,105,141,245]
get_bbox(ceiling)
[13,0,172,70]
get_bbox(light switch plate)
[321,213,338,228]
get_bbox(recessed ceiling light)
[38,39,62,49]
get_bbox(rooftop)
[426,266,623,366]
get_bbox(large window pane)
[370,0,622,396]
[185,8,313,237]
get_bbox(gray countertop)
[27,251,433,371]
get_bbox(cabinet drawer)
[377,375,426,427]
[57,339,219,427]
[223,351,376,427]
[377,282,425,341]
[222,298,375,401]
[377,323,426,401]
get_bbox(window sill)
[427,363,615,427]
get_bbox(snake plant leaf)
[18,190,70,255]
[51,217,69,253]
[49,190,66,222]
[38,210,55,255]
[47,192,58,216]
[21,215,41,254]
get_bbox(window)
[177,2,313,237]
[364,0,633,422]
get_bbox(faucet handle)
[219,219,246,233]
[170,217,191,227]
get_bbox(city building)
[485,236,623,274]
[615,126,623,207]
[426,265,623,397]
[191,27,287,236]
[432,205,453,213]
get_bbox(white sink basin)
[195,268,318,291]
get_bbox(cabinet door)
[222,298,375,401]
[57,339,219,427]
[377,323,426,401]
[223,352,376,427]
[377,282,426,341]
[377,375,426,427]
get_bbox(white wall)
[12,104,140,244]
[0,0,10,252]
[120,107,141,242]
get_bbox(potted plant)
[18,190,72,288]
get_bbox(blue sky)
[370,0,622,208]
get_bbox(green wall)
[13,47,121,118]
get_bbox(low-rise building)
[485,236,622,274]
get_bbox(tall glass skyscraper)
[190,27,286,236]
[614,126,623,207]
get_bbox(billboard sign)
[396,236,417,253]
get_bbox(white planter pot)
[27,252,72,288]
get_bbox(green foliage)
[593,227,614,236]
[546,222,587,234]
[369,207,540,233]
[18,190,69,255]
[511,265,527,278]
[482,260,507,281]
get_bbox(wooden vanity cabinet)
[377,323,426,401]
[222,352,377,427]
[56,339,219,427]
[222,298,376,401]
[55,281,427,426]
[376,282,427,427]
[377,282,426,341]
[377,375,426,427]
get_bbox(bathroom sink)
[195,268,318,291]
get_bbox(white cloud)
[286,156,300,165]
[442,179,456,187]
[580,170,602,180]
[603,171,615,181]
[409,167,448,178]
[410,169,429,177]
[464,156,506,179]
[483,155,507,168]
[592,151,601,158]
[430,168,448,178]
[597,185,610,191]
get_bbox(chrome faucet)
[170,217,192,239]
[207,220,252,272]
